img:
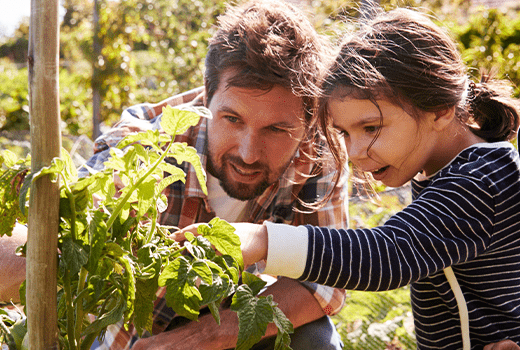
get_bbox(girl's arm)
[185,173,495,291]
[258,175,497,291]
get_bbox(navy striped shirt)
[301,142,520,349]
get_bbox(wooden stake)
[27,0,61,348]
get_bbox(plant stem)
[63,272,77,350]
[74,267,88,346]
[63,178,77,241]
[105,141,173,231]
[145,208,158,245]
[80,332,98,350]
[0,318,16,350]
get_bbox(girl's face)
[329,91,439,187]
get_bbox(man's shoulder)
[123,86,205,122]
[159,86,205,109]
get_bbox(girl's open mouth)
[372,166,389,175]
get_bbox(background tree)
[1,0,518,140]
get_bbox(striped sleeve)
[304,175,494,290]
[266,174,495,291]
[290,161,349,315]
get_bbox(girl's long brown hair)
[318,7,520,203]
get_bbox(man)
[81,1,348,349]
[0,224,26,303]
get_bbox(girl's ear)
[433,106,456,131]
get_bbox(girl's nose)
[346,138,367,161]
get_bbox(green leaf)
[199,272,232,306]
[169,143,207,195]
[9,317,27,350]
[132,143,150,165]
[241,271,267,297]
[119,256,136,322]
[158,162,185,178]
[191,260,213,285]
[62,238,89,275]
[184,237,213,260]
[0,160,28,236]
[103,148,128,172]
[87,211,108,275]
[137,177,155,218]
[158,257,203,321]
[214,255,240,285]
[60,185,91,219]
[86,170,114,201]
[1,149,18,168]
[31,156,65,183]
[104,242,127,259]
[155,165,185,195]
[60,148,78,183]
[19,280,26,308]
[160,105,201,136]
[86,275,107,305]
[81,291,126,338]
[272,306,294,350]
[198,218,243,270]
[134,276,158,336]
[18,172,34,216]
[117,129,162,151]
[231,285,275,350]
[207,301,221,325]
[112,215,136,243]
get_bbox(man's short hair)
[204,0,328,125]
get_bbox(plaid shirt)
[84,87,349,349]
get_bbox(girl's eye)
[336,129,348,137]
[364,125,380,133]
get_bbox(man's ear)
[433,106,456,131]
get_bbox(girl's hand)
[483,340,520,350]
[175,222,268,268]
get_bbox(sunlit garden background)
[1,0,519,348]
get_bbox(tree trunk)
[27,0,61,348]
[92,0,101,140]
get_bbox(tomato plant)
[0,106,293,350]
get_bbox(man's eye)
[269,126,287,133]
[225,115,239,123]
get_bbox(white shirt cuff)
[263,222,308,279]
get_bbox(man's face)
[206,70,306,200]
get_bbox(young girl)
[226,7,520,350]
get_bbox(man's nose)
[238,131,263,164]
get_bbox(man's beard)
[206,153,278,201]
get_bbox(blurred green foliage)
[0,59,28,131]
[335,287,415,350]
[0,0,519,140]
[331,187,415,349]
[449,7,520,97]
[0,0,226,137]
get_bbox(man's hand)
[0,223,27,302]
[483,340,520,350]
[131,309,239,350]
[130,278,325,350]
[177,222,268,268]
